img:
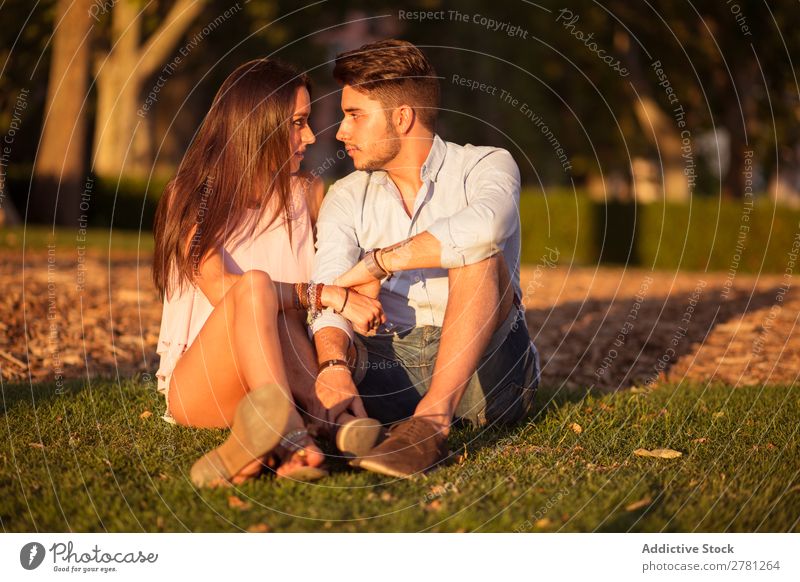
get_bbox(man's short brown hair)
[333,39,440,131]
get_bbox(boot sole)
[190,384,293,487]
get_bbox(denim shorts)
[352,307,540,428]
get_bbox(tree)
[31,0,93,225]
[92,0,204,179]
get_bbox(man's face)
[336,85,400,171]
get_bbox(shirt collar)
[420,134,446,183]
[369,134,447,185]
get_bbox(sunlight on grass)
[1,379,797,532]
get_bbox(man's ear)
[392,105,415,135]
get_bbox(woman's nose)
[303,125,316,145]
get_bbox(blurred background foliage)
[1,0,798,272]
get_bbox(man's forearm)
[313,326,351,364]
[380,231,442,273]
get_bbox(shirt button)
[414,276,421,282]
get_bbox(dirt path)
[1,251,798,390]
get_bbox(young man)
[311,39,540,479]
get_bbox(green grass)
[1,379,797,532]
[0,226,153,253]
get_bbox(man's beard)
[354,124,401,171]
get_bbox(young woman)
[152,58,384,486]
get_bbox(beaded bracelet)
[317,364,351,379]
[306,281,316,316]
[314,283,324,313]
[306,281,325,320]
[318,358,351,372]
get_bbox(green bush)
[519,191,800,274]
[518,189,594,265]
[4,168,167,231]
[90,176,167,230]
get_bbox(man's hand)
[339,288,385,335]
[294,389,334,438]
[314,367,368,426]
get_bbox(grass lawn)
[1,379,797,532]
[0,226,153,253]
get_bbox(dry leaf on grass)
[425,499,442,512]
[625,496,653,512]
[634,448,683,459]
[569,422,583,434]
[247,523,270,533]
[139,410,152,419]
[227,495,252,511]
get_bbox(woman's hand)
[321,285,385,335]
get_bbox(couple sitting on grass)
[152,39,540,486]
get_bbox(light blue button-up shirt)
[311,134,522,342]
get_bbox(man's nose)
[335,120,348,142]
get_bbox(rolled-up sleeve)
[310,187,362,342]
[426,149,520,269]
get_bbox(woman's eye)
[293,119,306,127]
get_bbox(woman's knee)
[235,270,278,308]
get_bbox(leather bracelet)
[318,359,351,373]
[334,287,350,314]
[364,249,388,280]
[375,248,390,275]
[294,282,308,310]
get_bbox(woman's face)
[289,86,315,174]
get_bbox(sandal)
[269,427,329,482]
[190,383,293,488]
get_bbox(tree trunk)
[31,0,94,225]
[721,66,757,200]
[92,0,204,179]
[92,0,142,179]
[617,30,690,203]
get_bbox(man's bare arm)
[333,231,443,288]
[380,231,442,272]
[313,327,367,421]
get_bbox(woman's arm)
[193,246,349,313]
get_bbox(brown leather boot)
[354,417,449,479]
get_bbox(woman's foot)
[274,440,326,478]
[227,413,326,483]
[190,385,293,488]
[270,411,328,481]
[190,387,327,487]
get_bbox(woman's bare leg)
[169,270,323,478]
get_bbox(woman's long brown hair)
[152,58,311,298]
